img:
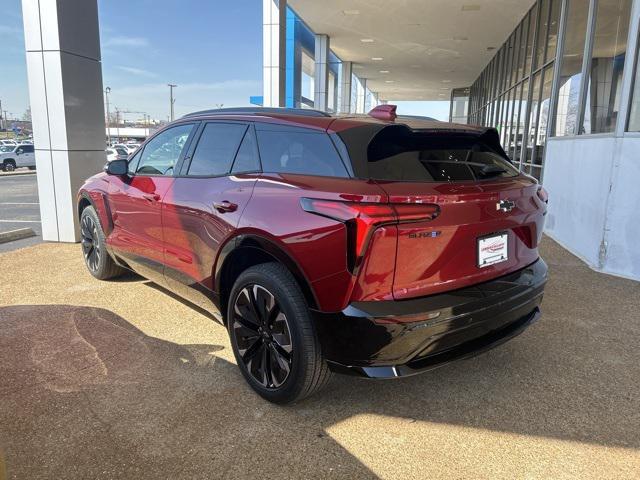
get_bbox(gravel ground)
[0,238,639,479]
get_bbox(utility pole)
[168,84,177,121]
[114,108,120,141]
[0,99,3,131]
[104,87,111,146]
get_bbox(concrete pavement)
[0,238,639,479]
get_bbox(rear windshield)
[340,125,518,182]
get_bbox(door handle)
[142,193,161,202]
[213,200,238,213]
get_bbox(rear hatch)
[335,123,547,300]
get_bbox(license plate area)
[477,232,508,268]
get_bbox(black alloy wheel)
[231,284,293,389]
[81,213,101,273]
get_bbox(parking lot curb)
[0,170,36,177]
[0,228,36,244]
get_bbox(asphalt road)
[0,172,42,252]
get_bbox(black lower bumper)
[311,258,547,379]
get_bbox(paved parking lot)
[0,172,42,253]
[0,239,639,479]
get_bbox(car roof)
[180,108,487,135]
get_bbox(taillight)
[300,198,439,271]
[537,186,549,204]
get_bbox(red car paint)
[78,111,546,318]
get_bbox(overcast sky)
[1,0,450,122]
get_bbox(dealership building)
[261,0,640,281]
[20,0,640,280]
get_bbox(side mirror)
[105,158,128,176]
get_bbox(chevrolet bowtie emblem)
[496,199,515,213]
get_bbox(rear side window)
[341,125,518,182]
[256,125,348,177]
[188,122,248,176]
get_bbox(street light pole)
[105,86,111,146]
[168,84,177,121]
[114,108,120,141]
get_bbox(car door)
[14,145,34,167]
[162,121,260,310]
[23,145,35,167]
[107,122,197,285]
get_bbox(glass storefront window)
[546,0,561,63]
[513,80,529,166]
[327,71,336,112]
[628,45,640,131]
[582,0,632,134]
[534,65,555,166]
[300,50,315,106]
[526,71,543,163]
[553,0,590,136]
[517,14,530,81]
[524,6,537,76]
[513,23,522,81]
[536,0,551,69]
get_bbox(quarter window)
[256,125,348,177]
[231,127,260,173]
[187,123,248,176]
[135,124,194,176]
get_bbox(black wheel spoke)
[266,304,281,328]
[236,287,261,326]
[234,313,260,334]
[271,340,292,362]
[241,337,263,365]
[268,344,291,387]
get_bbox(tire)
[2,160,16,172]
[80,205,125,280]
[227,263,331,404]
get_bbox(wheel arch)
[215,233,319,324]
[78,191,113,234]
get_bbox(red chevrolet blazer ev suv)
[78,106,548,403]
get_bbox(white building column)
[357,77,367,113]
[263,0,286,107]
[313,34,330,111]
[22,0,106,242]
[339,61,352,113]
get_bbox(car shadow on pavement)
[0,304,377,480]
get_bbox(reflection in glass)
[546,0,561,63]
[534,66,555,165]
[554,0,590,136]
[582,0,631,134]
[514,80,529,167]
[524,6,537,76]
[536,0,551,69]
[526,72,543,163]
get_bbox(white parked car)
[0,139,18,147]
[106,147,129,162]
[125,143,140,153]
[0,144,36,171]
